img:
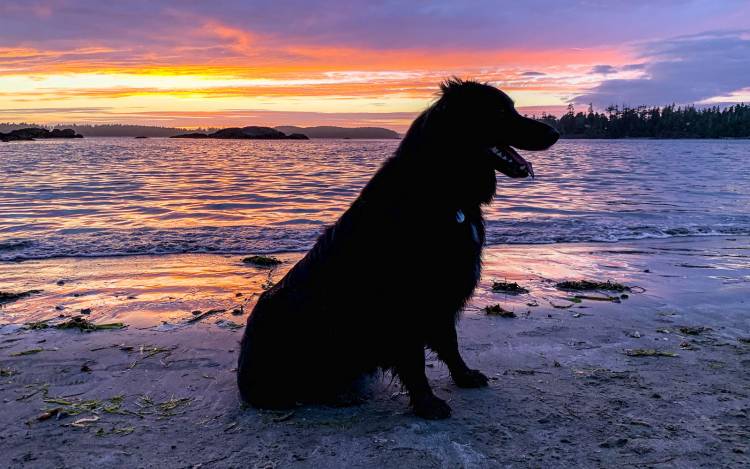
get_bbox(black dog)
[237,79,559,419]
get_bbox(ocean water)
[1,138,749,261]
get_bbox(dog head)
[405,79,558,176]
[428,79,559,180]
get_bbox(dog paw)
[452,368,489,388]
[413,394,452,420]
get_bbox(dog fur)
[237,79,559,419]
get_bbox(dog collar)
[456,209,465,223]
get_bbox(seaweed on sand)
[187,308,226,324]
[26,320,52,330]
[556,280,632,292]
[42,395,126,417]
[484,304,517,318]
[491,281,530,294]
[569,294,622,303]
[10,348,43,356]
[54,316,126,332]
[242,255,282,267]
[678,326,711,335]
[0,290,42,305]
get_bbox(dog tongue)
[491,145,534,178]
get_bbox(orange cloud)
[0,18,635,127]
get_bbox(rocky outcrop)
[0,128,83,142]
[170,133,210,139]
[275,126,400,139]
[171,126,309,140]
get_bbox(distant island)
[275,126,400,139]
[0,127,83,142]
[3,103,749,140]
[171,126,308,140]
[539,103,750,139]
[0,123,400,139]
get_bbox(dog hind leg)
[394,342,451,419]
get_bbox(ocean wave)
[2,221,749,261]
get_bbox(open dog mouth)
[489,145,534,179]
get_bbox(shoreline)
[1,236,749,467]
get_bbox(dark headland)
[0,128,83,142]
[275,126,400,139]
[171,126,309,140]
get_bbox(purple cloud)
[576,30,750,107]
[1,1,748,51]
[590,64,617,75]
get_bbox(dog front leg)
[394,343,451,419]
[427,318,489,388]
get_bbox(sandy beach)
[1,236,749,468]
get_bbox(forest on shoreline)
[538,103,750,139]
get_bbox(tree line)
[535,103,750,139]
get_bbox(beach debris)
[624,349,678,357]
[187,308,226,324]
[127,345,176,369]
[570,294,622,303]
[34,407,64,422]
[16,383,50,401]
[677,263,714,269]
[526,300,539,307]
[94,425,135,437]
[627,331,642,338]
[55,316,126,332]
[10,348,43,356]
[678,326,711,335]
[71,415,100,427]
[491,281,529,294]
[555,280,632,293]
[80,308,92,315]
[1,367,17,377]
[156,396,192,418]
[25,320,53,330]
[242,255,282,267]
[215,319,243,330]
[0,290,43,305]
[547,299,575,309]
[484,304,516,318]
[232,306,244,315]
[271,410,295,422]
[679,341,693,350]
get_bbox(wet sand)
[1,236,749,468]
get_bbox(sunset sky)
[1,1,749,130]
